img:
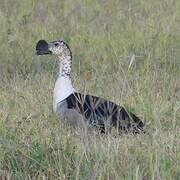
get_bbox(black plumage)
[66,92,144,134]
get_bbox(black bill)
[36,40,52,55]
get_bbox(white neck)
[53,56,75,112]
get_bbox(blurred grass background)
[0,0,180,179]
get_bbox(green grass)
[0,0,180,179]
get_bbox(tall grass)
[0,0,180,179]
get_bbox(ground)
[0,0,180,179]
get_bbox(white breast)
[53,76,75,113]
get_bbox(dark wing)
[66,92,144,133]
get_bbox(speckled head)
[36,40,72,59]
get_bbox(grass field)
[0,0,180,179]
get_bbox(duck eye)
[54,43,59,47]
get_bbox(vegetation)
[0,0,179,179]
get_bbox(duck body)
[56,92,144,133]
[36,39,145,134]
